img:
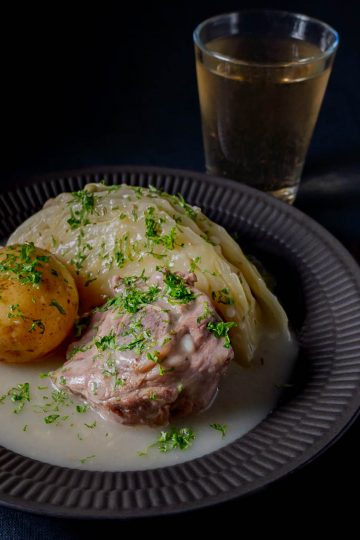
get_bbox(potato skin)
[0,244,78,363]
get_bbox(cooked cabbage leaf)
[8,183,289,364]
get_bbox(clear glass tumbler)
[194,10,339,203]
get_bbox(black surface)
[0,1,359,185]
[0,0,359,535]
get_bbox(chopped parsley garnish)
[101,357,117,378]
[67,342,92,359]
[95,331,117,351]
[148,186,198,220]
[7,305,46,334]
[211,288,234,305]
[44,414,60,424]
[80,454,96,464]
[101,282,160,314]
[147,350,160,363]
[7,304,26,320]
[131,205,139,221]
[156,427,195,452]
[51,390,70,405]
[163,271,195,304]
[197,301,212,324]
[161,227,177,250]
[50,299,66,315]
[76,404,88,413]
[145,206,161,238]
[144,207,177,249]
[138,426,195,456]
[189,256,201,273]
[146,350,163,375]
[30,319,45,334]
[67,190,95,229]
[30,384,72,424]
[70,230,92,273]
[4,382,31,414]
[119,335,150,354]
[123,284,160,313]
[172,193,197,220]
[207,321,237,348]
[122,271,148,286]
[84,421,96,429]
[114,248,125,268]
[0,242,49,287]
[210,423,227,438]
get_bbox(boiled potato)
[0,243,78,363]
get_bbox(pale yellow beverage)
[194,12,338,203]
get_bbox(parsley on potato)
[0,243,78,363]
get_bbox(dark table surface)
[1,1,360,536]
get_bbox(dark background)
[1,0,359,184]
[1,0,359,536]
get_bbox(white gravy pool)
[0,332,297,471]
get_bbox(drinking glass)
[194,10,339,203]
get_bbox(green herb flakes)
[156,427,195,453]
[138,426,195,456]
[207,321,237,349]
[30,319,45,334]
[44,414,60,424]
[7,382,31,414]
[67,190,95,229]
[0,242,49,288]
[197,301,212,324]
[189,256,201,273]
[211,288,234,305]
[50,299,66,315]
[7,304,26,320]
[163,271,195,304]
[144,207,177,249]
[95,331,117,351]
[210,423,227,438]
[76,404,88,413]
[80,454,96,464]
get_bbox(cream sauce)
[0,332,297,471]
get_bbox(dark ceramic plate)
[0,166,360,519]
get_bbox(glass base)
[267,185,298,204]
[205,167,299,204]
